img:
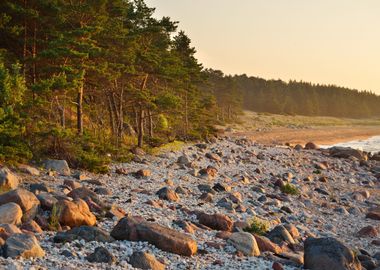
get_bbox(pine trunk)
[77,83,84,135]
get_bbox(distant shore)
[231,126,380,146]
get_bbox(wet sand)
[232,126,380,146]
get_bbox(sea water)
[321,136,380,153]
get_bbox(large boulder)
[44,159,71,176]
[54,226,113,243]
[0,188,40,222]
[111,216,197,256]
[228,232,260,256]
[129,251,165,270]
[0,168,19,191]
[329,147,366,160]
[59,199,96,227]
[197,212,233,231]
[3,233,45,259]
[0,203,22,225]
[304,237,361,270]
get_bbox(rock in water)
[0,188,40,222]
[0,203,22,225]
[329,147,366,160]
[228,232,260,256]
[3,233,45,259]
[0,168,19,191]
[86,247,115,264]
[305,142,319,150]
[44,159,71,175]
[111,216,197,256]
[129,251,165,270]
[304,237,361,270]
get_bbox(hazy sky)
[145,0,380,93]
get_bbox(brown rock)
[156,187,179,202]
[135,169,151,178]
[305,142,319,150]
[59,199,96,227]
[115,167,128,175]
[0,188,40,222]
[20,220,43,234]
[216,231,232,240]
[0,168,19,191]
[254,234,283,254]
[366,209,380,220]
[129,251,165,270]
[284,224,300,239]
[63,179,81,190]
[197,213,233,231]
[0,202,22,225]
[357,226,378,238]
[199,166,218,180]
[272,262,284,270]
[111,216,197,256]
[199,193,214,202]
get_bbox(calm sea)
[322,136,380,153]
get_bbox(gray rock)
[86,247,115,264]
[54,226,114,243]
[228,232,260,256]
[37,192,58,210]
[0,203,22,225]
[304,237,361,270]
[267,225,295,245]
[3,233,45,258]
[29,183,51,194]
[44,159,71,176]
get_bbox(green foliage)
[0,60,31,164]
[78,151,110,174]
[49,204,61,231]
[244,217,270,236]
[281,183,300,195]
[0,186,11,195]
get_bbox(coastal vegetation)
[1,0,380,170]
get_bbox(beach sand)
[231,126,380,146]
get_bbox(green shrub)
[243,217,270,235]
[78,151,110,174]
[281,183,300,195]
[49,204,61,231]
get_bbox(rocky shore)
[1,137,380,269]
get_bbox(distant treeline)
[205,70,380,119]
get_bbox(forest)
[206,70,380,119]
[1,0,379,171]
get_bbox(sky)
[144,0,380,94]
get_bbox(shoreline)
[230,126,380,146]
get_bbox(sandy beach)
[231,126,380,146]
